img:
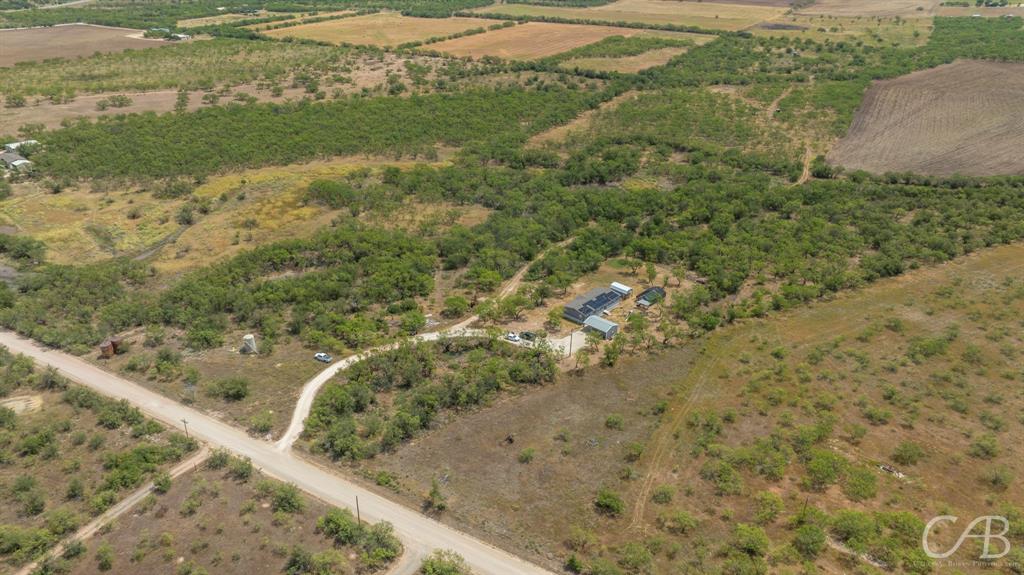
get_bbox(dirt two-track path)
[0,330,555,575]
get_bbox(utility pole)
[356,496,361,525]
[182,418,189,439]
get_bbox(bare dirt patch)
[828,60,1024,176]
[474,0,787,31]
[528,91,641,147]
[0,24,175,67]
[430,22,696,60]
[0,394,42,414]
[261,12,498,46]
[795,0,942,17]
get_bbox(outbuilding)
[0,151,30,171]
[636,286,666,308]
[610,281,632,297]
[4,140,37,153]
[583,315,618,340]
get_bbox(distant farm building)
[4,140,37,153]
[636,286,666,308]
[583,315,618,340]
[563,286,622,323]
[0,151,31,171]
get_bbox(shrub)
[842,466,877,502]
[517,448,535,464]
[206,377,249,401]
[754,491,783,524]
[656,510,697,534]
[153,472,172,494]
[732,524,770,557]
[892,441,925,466]
[605,414,624,430]
[793,524,826,558]
[594,488,624,516]
[968,434,999,459]
[419,550,471,574]
[651,485,674,505]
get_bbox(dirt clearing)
[828,60,1024,176]
[429,22,700,60]
[261,12,498,46]
[0,24,174,66]
[561,46,690,73]
[474,0,786,31]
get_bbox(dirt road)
[0,330,554,575]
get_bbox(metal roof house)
[563,287,622,323]
[637,286,666,307]
[584,315,618,340]
[0,151,30,171]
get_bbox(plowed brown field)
[828,60,1024,176]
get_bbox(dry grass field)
[795,0,942,17]
[176,10,268,27]
[828,60,1024,176]
[428,22,699,60]
[65,462,392,575]
[365,242,1024,573]
[473,0,787,31]
[937,4,1024,16]
[0,24,169,67]
[261,12,497,46]
[752,13,933,45]
[561,46,690,73]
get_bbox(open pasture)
[473,0,787,31]
[0,24,167,67]
[828,59,1024,176]
[260,12,497,46]
[795,0,942,17]
[428,22,699,59]
[561,46,690,72]
[752,13,933,45]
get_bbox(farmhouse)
[636,286,666,307]
[583,315,619,340]
[563,286,622,323]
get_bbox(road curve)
[0,330,554,575]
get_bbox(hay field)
[795,0,942,17]
[261,12,497,46]
[0,24,166,66]
[429,22,700,59]
[828,60,1024,176]
[561,46,690,72]
[473,0,787,31]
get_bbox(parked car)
[314,352,333,363]
[520,331,536,342]
[505,332,521,343]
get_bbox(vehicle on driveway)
[314,352,333,363]
[505,332,521,343]
[520,331,536,342]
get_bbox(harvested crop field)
[429,22,701,60]
[260,12,497,46]
[828,60,1024,177]
[0,24,168,67]
[561,46,690,73]
[473,0,786,31]
[795,0,942,17]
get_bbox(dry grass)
[0,24,173,67]
[751,13,934,45]
[937,5,1024,16]
[795,0,942,17]
[473,0,787,31]
[561,46,690,73]
[65,465,367,575]
[261,12,498,46]
[828,60,1024,176]
[429,22,698,60]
